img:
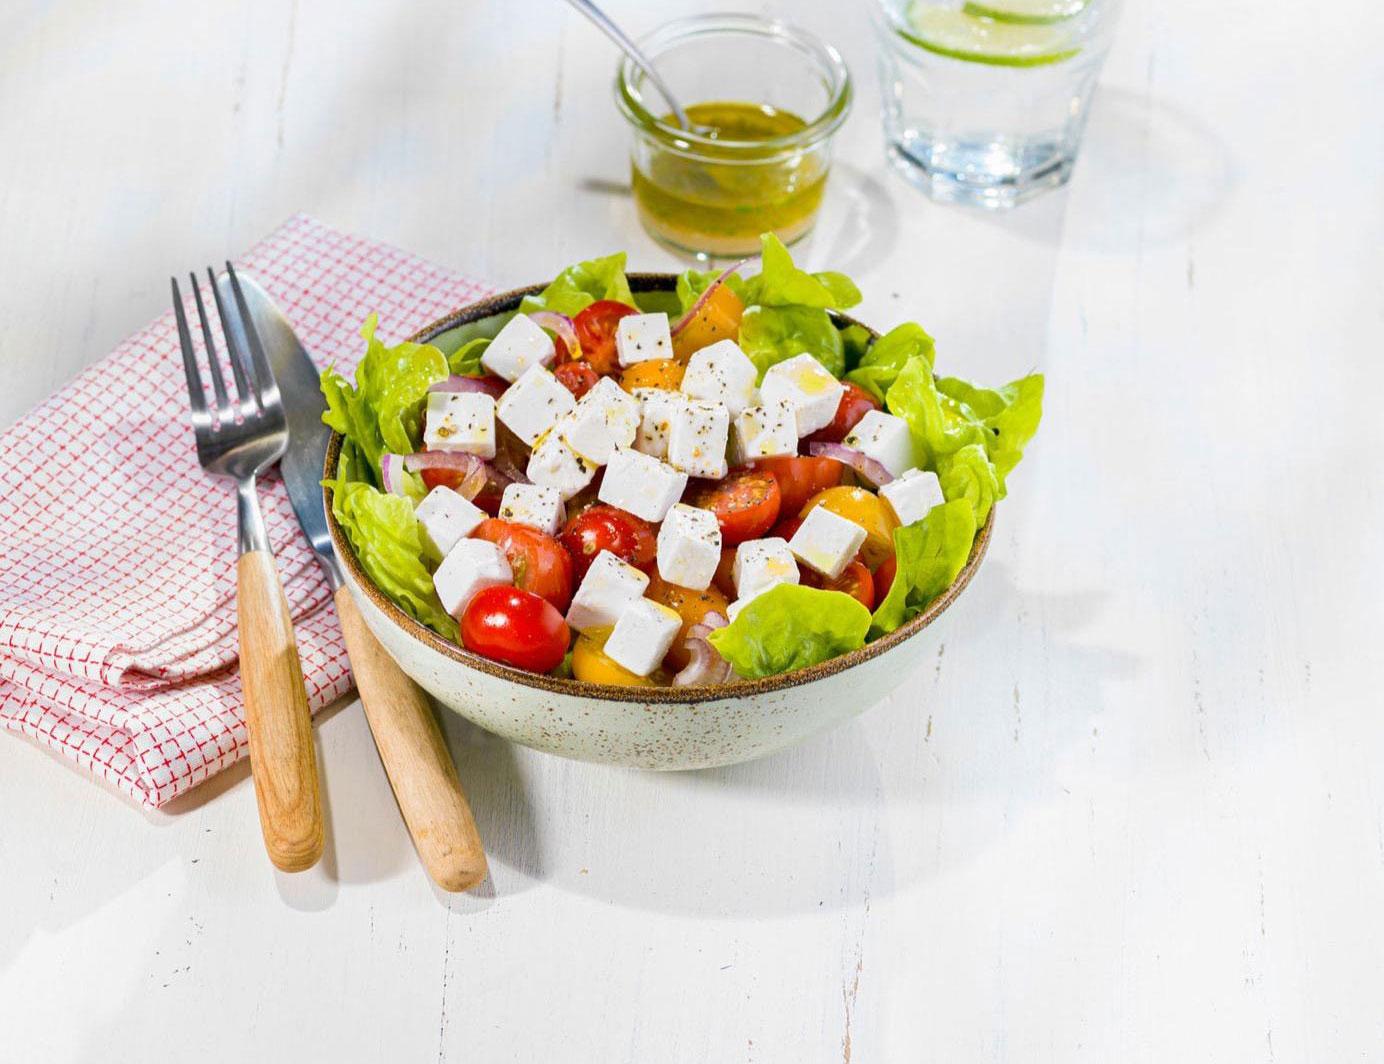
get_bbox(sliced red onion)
[379,453,409,496]
[402,451,488,500]
[672,258,752,336]
[808,441,895,487]
[428,374,505,399]
[527,311,578,357]
[672,612,732,687]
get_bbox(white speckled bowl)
[324,275,993,770]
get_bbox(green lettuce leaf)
[741,233,861,310]
[884,356,988,468]
[845,322,935,403]
[327,442,458,640]
[448,337,490,377]
[839,323,873,374]
[709,584,871,679]
[870,500,977,637]
[320,314,449,482]
[936,374,1044,491]
[738,304,846,379]
[674,267,748,314]
[518,252,635,317]
[936,443,1000,527]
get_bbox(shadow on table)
[438,560,1138,920]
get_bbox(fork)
[172,264,324,873]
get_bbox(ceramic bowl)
[324,274,993,770]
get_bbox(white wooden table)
[3,1,1382,1060]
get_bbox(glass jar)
[615,14,851,261]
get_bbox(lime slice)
[902,3,1082,66]
[961,0,1088,25]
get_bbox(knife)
[226,271,488,892]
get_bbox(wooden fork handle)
[237,550,324,873]
[335,586,488,892]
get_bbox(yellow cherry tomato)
[571,628,657,687]
[672,283,745,363]
[800,485,899,570]
[645,573,731,672]
[619,358,684,393]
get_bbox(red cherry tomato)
[572,300,638,377]
[686,469,782,547]
[559,503,657,580]
[769,515,802,542]
[806,381,882,445]
[804,559,875,609]
[460,586,570,673]
[554,361,599,400]
[747,456,846,517]
[472,519,574,612]
[873,556,897,603]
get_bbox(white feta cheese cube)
[843,410,915,480]
[655,503,722,590]
[480,313,556,382]
[597,446,688,522]
[632,388,685,460]
[666,398,730,479]
[496,364,576,447]
[497,483,565,535]
[788,505,868,579]
[726,580,792,622]
[759,353,845,437]
[559,376,641,464]
[433,539,511,618]
[732,537,799,600]
[566,550,649,633]
[731,400,798,463]
[878,468,945,526]
[423,392,496,458]
[414,486,487,562]
[680,339,759,417]
[603,598,683,677]
[615,312,672,367]
[526,428,597,500]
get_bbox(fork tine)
[209,266,256,408]
[225,262,280,405]
[189,272,231,411]
[171,277,209,420]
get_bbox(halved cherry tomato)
[712,547,737,599]
[460,586,570,674]
[769,515,802,542]
[747,455,846,517]
[559,503,657,580]
[873,556,897,604]
[686,469,781,547]
[672,283,745,363]
[619,358,683,393]
[801,486,899,570]
[571,627,656,687]
[554,360,599,399]
[646,573,731,672]
[471,519,574,612]
[806,381,882,445]
[572,300,638,377]
[803,559,875,609]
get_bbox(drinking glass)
[874,0,1121,208]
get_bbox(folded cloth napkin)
[0,215,494,808]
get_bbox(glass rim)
[614,14,852,156]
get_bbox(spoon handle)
[563,0,692,131]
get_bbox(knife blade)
[225,271,488,892]
[222,272,341,588]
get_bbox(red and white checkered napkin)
[0,215,495,809]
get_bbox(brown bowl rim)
[323,273,994,704]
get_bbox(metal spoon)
[563,0,703,133]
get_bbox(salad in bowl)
[322,235,1041,692]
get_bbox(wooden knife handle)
[334,586,488,892]
[237,550,324,873]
